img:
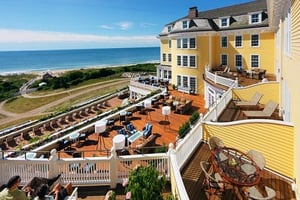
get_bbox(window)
[251,34,260,47]
[189,38,196,48]
[177,39,181,48]
[167,25,172,32]
[221,54,228,66]
[163,70,168,78]
[249,13,261,24]
[177,55,181,66]
[177,75,181,86]
[190,56,196,67]
[168,54,172,62]
[162,53,166,62]
[190,77,196,91]
[235,35,243,47]
[182,38,188,48]
[182,21,188,29]
[221,36,228,48]
[168,40,172,48]
[176,55,197,68]
[177,38,196,49]
[177,75,197,90]
[235,55,242,68]
[251,55,259,68]
[183,56,188,67]
[220,18,229,27]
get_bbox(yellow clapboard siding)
[203,122,294,178]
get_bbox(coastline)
[0,61,159,77]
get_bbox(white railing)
[0,149,170,188]
[129,79,160,91]
[205,68,237,87]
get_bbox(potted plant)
[178,121,190,139]
[189,111,200,125]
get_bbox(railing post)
[110,147,117,188]
[168,143,174,178]
[49,149,59,179]
[0,148,3,160]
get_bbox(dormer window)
[182,20,188,29]
[220,17,229,27]
[167,25,172,32]
[249,12,262,24]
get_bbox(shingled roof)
[159,0,268,36]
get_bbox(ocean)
[0,47,160,75]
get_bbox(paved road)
[0,79,129,125]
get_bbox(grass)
[3,93,68,113]
[0,115,44,130]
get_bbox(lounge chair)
[235,92,263,107]
[242,100,278,119]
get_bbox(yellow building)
[157,0,275,101]
[158,0,300,198]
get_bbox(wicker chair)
[208,136,225,150]
[200,161,224,196]
[246,149,266,170]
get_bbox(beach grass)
[3,93,68,113]
[45,79,128,112]
[0,115,44,130]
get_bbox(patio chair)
[142,123,152,138]
[246,149,266,170]
[208,136,225,150]
[200,161,224,196]
[246,185,276,200]
[126,122,137,135]
[242,100,278,119]
[235,92,263,107]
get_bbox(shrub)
[178,121,190,139]
[126,165,166,200]
[189,111,199,125]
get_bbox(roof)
[159,0,268,36]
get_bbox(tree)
[126,165,166,200]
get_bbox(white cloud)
[0,29,158,45]
[140,22,157,28]
[116,21,133,30]
[100,25,114,30]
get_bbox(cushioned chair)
[142,123,152,138]
[235,92,263,107]
[126,122,137,135]
[118,128,127,135]
[200,161,225,196]
[208,136,225,150]
[243,100,278,119]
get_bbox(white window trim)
[220,54,228,66]
[176,54,197,68]
[219,17,230,28]
[234,54,243,68]
[250,54,260,68]
[235,35,243,48]
[176,38,197,49]
[176,74,197,90]
[284,6,291,56]
[250,33,260,47]
[220,36,228,48]
[249,12,262,24]
[182,20,188,29]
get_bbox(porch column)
[110,147,117,188]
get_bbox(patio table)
[211,147,261,187]
[128,131,143,144]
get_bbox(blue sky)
[0,0,252,51]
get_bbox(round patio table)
[211,147,261,187]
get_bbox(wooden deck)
[181,142,296,200]
[57,87,207,158]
